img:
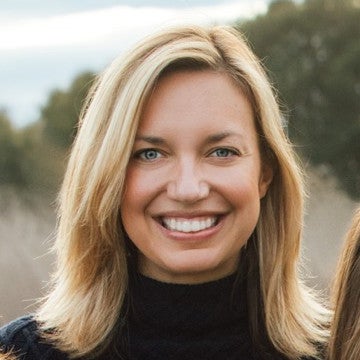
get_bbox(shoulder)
[0,316,37,345]
[0,316,68,360]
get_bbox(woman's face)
[121,70,272,284]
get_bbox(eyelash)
[133,147,240,162]
[208,147,239,158]
[133,148,163,161]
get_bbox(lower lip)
[155,216,225,241]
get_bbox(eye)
[134,148,163,161]
[209,147,239,158]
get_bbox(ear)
[258,163,273,199]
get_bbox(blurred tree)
[268,0,297,14]
[0,110,26,186]
[23,71,96,195]
[41,71,95,148]
[3,8,360,199]
[237,0,360,198]
[18,122,65,196]
[0,72,95,196]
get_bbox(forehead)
[137,70,256,139]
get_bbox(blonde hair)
[0,350,17,360]
[328,206,360,360]
[36,25,329,358]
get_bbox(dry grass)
[302,166,357,290]
[0,188,55,326]
[0,168,357,326]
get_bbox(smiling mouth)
[160,216,219,233]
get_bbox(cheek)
[211,165,263,200]
[121,168,145,245]
[121,166,162,216]
[123,166,147,200]
[229,180,262,218]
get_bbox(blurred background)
[0,0,359,326]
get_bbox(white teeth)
[162,217,217,233]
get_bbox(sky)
[0,0,273,128]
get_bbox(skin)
[121,70,272,284]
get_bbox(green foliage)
[237,0,360,198]
[18,122,65,196]
[41,72,95,148]
[1,3,359,200]
[0,72,95,197]
[0,110,26,186]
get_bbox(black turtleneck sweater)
[125,272,254,360]
[0,273,297,359]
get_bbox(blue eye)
[136,149,162,161]
[210,148,237,157]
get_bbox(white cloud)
[0,1,267,51]
[0,1,269,127]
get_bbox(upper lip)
[154,211,227,219]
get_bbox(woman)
[327,206,360,360]
[0,25,329,359]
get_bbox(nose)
[167,159,209,203]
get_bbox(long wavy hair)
[0,351,16,360]
[328,206,360,360]
[36,25,329,359]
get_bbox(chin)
[154,252,237,284]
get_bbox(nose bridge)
[167,156,208,202]
[178,156,199,187]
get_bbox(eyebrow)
[205,131,245,144]
[135,135,167,145]
[135,131,245,145]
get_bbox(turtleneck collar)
[130,272,246,328]
[126,272,253,359]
